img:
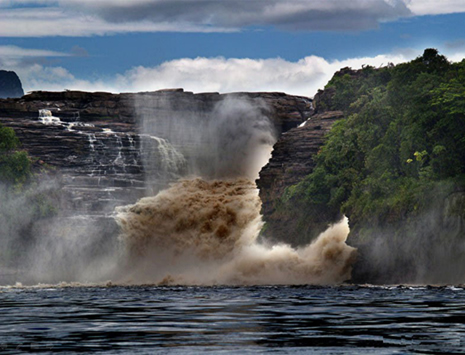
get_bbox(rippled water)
[1,285,465,354]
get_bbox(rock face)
[257,111,344,218]
[257,83,343,243]
[0,89,313,217]
[0,116,145,214]
[0,89,312,130]
[0,70,24,99]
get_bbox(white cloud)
[1,1,464,38]
[14,52,423,97]
[1,0,464,37]
[0,44,111,93]
[4,43,463,97]
[0,7,232,37]
[406,0,465,15]
[0,45,68,58]
[15,64,117,93]
[0,45,70,77]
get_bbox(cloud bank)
[113,54,413,96]
[3,46,425,97]
[406,0,465,15]
[0,0,463,37]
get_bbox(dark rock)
[0,89,313,132]
[312,87,336,114]
[0,70,24,98]
[257,110,344,242]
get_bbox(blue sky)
[1,0,465,97]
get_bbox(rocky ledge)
[257,82,345,243]
[0,89,313,132]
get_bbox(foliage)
[0,123,58,266]
[0,124,20,152]
[0,124,32,186]
[279,49,465,244]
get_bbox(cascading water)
[39,109,61,125]
[113,96,357,285]
[115,178,355,285]
[5,98,355,286]
[112,134,125,173]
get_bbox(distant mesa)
[0,70,24,99]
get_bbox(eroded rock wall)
[256,83,344,243]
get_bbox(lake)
[1,284,465,353]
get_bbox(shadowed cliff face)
[256,84,344,245]
[0,70,24,99]
[258,111,343,217]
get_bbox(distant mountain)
[0,70,24,98]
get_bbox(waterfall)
[147,135,186,174]
[39,109,61,125]
[115,179,356,285]
[113,95,357,285]
[6,97,356,286]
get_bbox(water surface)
[1,285,465,354]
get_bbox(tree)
[0,124,32,186]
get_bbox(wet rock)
[0,89,313,132]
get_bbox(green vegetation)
[279,49,465,250]
[0,123,32,187]
[0,123,58,266]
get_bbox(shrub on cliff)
[0,123,58,267]
[0,124,32,186]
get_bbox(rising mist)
[1,94,357,286]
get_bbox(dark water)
[1,285,465,354]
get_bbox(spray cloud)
[1,93,357,286]
[115,178,356,285]
[114,94,357,285]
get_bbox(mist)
[0,94,358,286]
[353,189,465,285]
[0,176,121,285]
[113,94,356,285]
[136,94,277,181]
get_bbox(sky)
[1,0,465,97]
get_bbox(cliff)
[257,83,343,244]
[0,89,312,131]
[258,110,343,218]
[0,89,313,216]
[0,70,24,98]
[265,49,465,284]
